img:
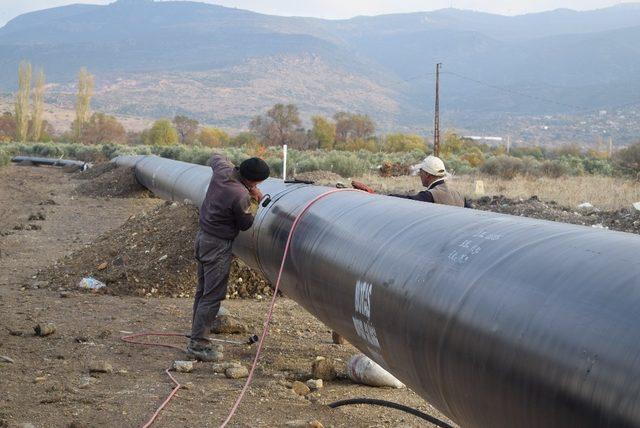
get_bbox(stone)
[331,331,348,345]
[0,356,15,364]
[28,212,46,221]
[291,381,310,396]
[59,292,70,298]
[284,421,323,428]
[306,393,322,404]
[225,366,249,379]
[88,361,113,374]
[277,379,293,388]
[211,315,248,334]
[18,424,36,428]
[96,262,108,271]
[212,362,241,374]
[284,421,308,427]
[172,361,194,373]
[306,379,323,390]
[311,357,336,381]
[33,323,56,337]
[78,376,95,389]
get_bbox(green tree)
[199,127,229,147]
[173,115,199,145]
[74,67,94,142]
[15,61,31,142]
[79,113,126,145]
[382,133,426,153]
[229,132,259,148]
[311,116,336,150]
[148,119,178,146]
[30,68,46,141]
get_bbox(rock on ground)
[88,361,113,374]
[172,361,194,373]
[211,315,248,334]
[291,381,311,396]
[225,366,249,379]
[311,357,337,381]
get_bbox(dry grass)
[355,174,640,211]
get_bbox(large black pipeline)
[114,155,640,428]
[11,155,88,169]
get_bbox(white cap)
[412,155,447,177]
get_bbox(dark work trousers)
[190,230,234,341]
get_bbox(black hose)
[328,398,455,428]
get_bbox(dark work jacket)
[199,154,254,240]
[390,179,465,207]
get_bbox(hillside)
[1,0,640,138]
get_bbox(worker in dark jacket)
[187,154,270,361]
[391,156,465,207]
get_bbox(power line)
[443,70,589,111]
[442,70,640,113]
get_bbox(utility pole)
[507,135,511,154]
[433,63,442,157]
[608,137,613,158]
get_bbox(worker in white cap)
[353,155,464,207]
[397,155,465,206]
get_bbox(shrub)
[480,156,525,179]
[614,142,640,177]
[0,148,10,167]
[583,157,614,176]
[540,160,568,178]
[556,156,585,176]
[320,151,370,177]
[444,155,475,175]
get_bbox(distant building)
[464,136,503,142]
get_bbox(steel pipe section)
[115,155,640,428]
[12,155,88,169]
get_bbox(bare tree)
[74,67,94,142]
[30,68,46,141]
[14,61,32,142]
[173,115,199,145]
[250,104,301,146]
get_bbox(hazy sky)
[0,0,631,26]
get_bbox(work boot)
[186,339,223,362]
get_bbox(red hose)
[220,188,360,427]
[122,188,360,428]
[121,332,185,428]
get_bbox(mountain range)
[1,0,640,141]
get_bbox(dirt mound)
[40,202,272,298]
[75,166,148,198]
[294,170,344,185]
[471,195,640,234]
[74,162,117,180]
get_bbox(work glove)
[351,181,375,194]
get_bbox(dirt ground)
[0,165,447,428]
